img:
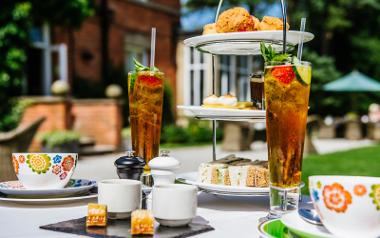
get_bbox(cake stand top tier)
[184,30,314,56]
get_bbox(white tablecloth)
[0,193,311,238]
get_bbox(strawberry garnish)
[139,75,162,87]
[272,66,295,84]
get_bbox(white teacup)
[98,179,141,219]
[309,175,380,238]
[152,184,197,227]
[12,153,77,189]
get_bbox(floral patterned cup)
[12,153,78,189]
[309,176,380,238]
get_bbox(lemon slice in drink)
[294,65,311,85]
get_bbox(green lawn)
[301,144,380,194]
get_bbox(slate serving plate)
[40,216,214,238]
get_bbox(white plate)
[177,105,265,120]
[177,172,269,195]
[0,179,96,198]
[0,193,97,205]
[184,31,314,55]
[281,211,334,238]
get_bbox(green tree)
[0,2,31,131]
[0,0,93,132]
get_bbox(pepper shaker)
[114,151,145,181]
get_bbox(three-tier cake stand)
[177,0,314,196]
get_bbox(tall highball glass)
[264,61,312,218]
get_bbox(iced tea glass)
[128,70,164,169]
[264,61,311,218]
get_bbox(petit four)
[86,203,107,227]
[131,209,155,235]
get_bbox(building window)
[183,47,212,106]
[124,34,150,73]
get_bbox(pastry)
[216,7,255,33]
[202,94,220,106]
[219,93,238,106]
[202,94,255,110]
[203,23,217,35]
[131,209,154,235]
[198,155,269,187]
[251,15,260,31]
[258,16,290,31]
[86,203,107,227]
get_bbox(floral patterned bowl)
[12,153,78,189]
[309,176,380,238]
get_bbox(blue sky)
[180,0,283,32]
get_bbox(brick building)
[23,0,180,151]
[28,0,180,98]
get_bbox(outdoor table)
[0,192,312,238]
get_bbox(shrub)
[121,127,130,139]
[161,125,189,144]
[0,98,33,132]
[40,131,80,149]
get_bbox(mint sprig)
[129,59,159,91]
[260,42,290,63]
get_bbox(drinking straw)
[150,27,156,71]
[215,0,224,22]
[280,0,287,54]
[297,18,307,61]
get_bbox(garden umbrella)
[323,70,380,113]
[323,70,380,92]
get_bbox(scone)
[251,15,260,31]
[258,16,290,31]
[216,7,255,33]
[203,23,217,35]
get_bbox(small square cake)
[131,209,154,235]
[86,203,107,227]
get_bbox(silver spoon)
[298,208,323,226]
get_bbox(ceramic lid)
[148,150,180,171]
[114,151,145,169]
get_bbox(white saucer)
[0,179,96,198]
[281,211,334,238]
[0,193,97,205]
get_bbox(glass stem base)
[269,185,300,219]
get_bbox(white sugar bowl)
[148,150,180,171]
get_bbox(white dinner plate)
[184,31,314,55]
[177,172,269,196]
[281,211,334,238]
[0,193,98,205]
[0,179,96,198]
[177,105,266,120]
